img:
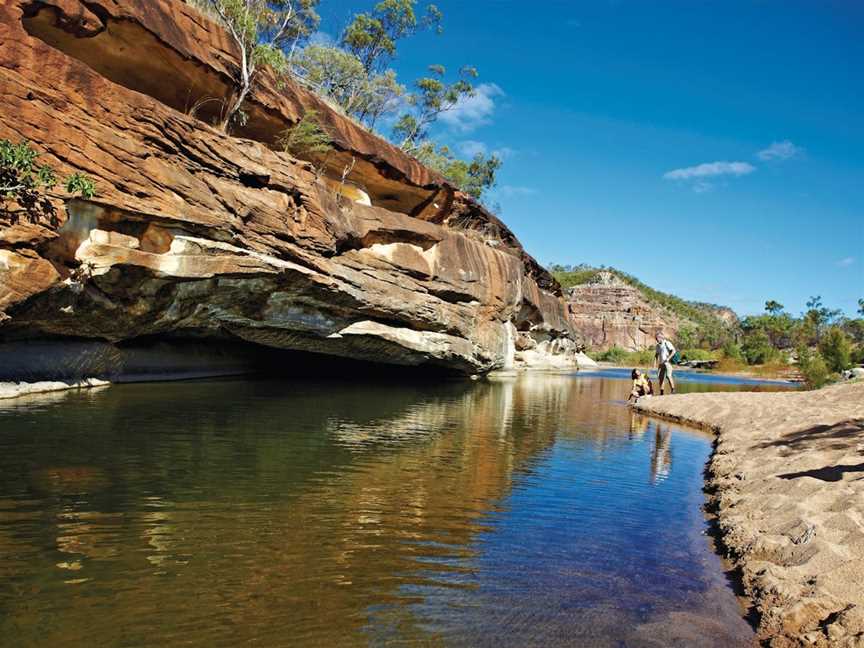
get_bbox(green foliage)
[859,298,864,317]
[394,64,477,151]
[341,0,442,73]
[722,340,744,362]
[549,265,604,288]
[801,295,842,344]
[764,299,784,315]
[818,326,852,373]
[65,173,96,199]
[277,110,331,159]
[797,346,830,389]
[1,139,95,222]
[679,348,717,362]
[202,0,320,129]
[293,45,404,128]
[741,328,779,365]
[675,325,698,350]
[842,317,864,345]
[414,143,500,199]
[741,313,796,350]
[589,346,654,365]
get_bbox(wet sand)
[634,381,864,647]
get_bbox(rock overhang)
[0,0,581,378]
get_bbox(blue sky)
[317,1,863,317]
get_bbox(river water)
[0,369,787,647]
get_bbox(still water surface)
[0,370,786,647]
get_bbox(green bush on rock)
[1,139,95,222]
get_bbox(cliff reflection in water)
[0,373,758,647]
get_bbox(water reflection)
[651,423,674,484]
[0,372,769,646]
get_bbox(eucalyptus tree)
[293,45,404,128]
[203,0,319,130]
[414,142,501,200]
[341,0,442,74]
[393,65,477,153]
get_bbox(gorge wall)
[566,273,678,351]
[565,271,736,352]
[0,0,581,380]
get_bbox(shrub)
[589,346,654,366]
[722,341,744,362]
[819,326,852,373]
[278,110,331,160]
[741,329,779,365]
[1,139,95,222]
[679,348,716,362]
[797,346,830,389]
[598,346,628,364]
[65,172,96,199]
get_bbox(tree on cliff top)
[414,143,500,200]
[292,44,405,129]
[341,0,442,74]
[203,0,319,131]
[393,64,477,153]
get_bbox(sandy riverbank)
[634,381,864,647]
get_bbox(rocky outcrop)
[566,272,679,351]
[0,0,579,378]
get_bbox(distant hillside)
[552,264,739,350]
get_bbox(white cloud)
[692,181,713,193]
[458,140,487,157]
[493,146,516,160]
[663,161,756,180]
[757,140,803,161]
[439,83,504,133]
[496,185,537,197]
[457,141,516,160]
[309,31,335,46]
[836,257,856,268]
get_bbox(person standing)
[654,333,677,395]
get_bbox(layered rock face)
[0,0,579,378]
[566,272,678,351]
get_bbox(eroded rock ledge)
[635,383,864,647]
[0,0,580,377]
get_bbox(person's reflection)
[629,413,650,440]
[650,422,673,483]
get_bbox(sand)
[634,381,864,647]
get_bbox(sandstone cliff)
[0,0,579,378]
[565,271,736,352]
[566,272,678,351]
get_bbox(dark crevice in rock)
[0,334,464,383]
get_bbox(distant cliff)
[555,268,738,352]
[0,0,580,380]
